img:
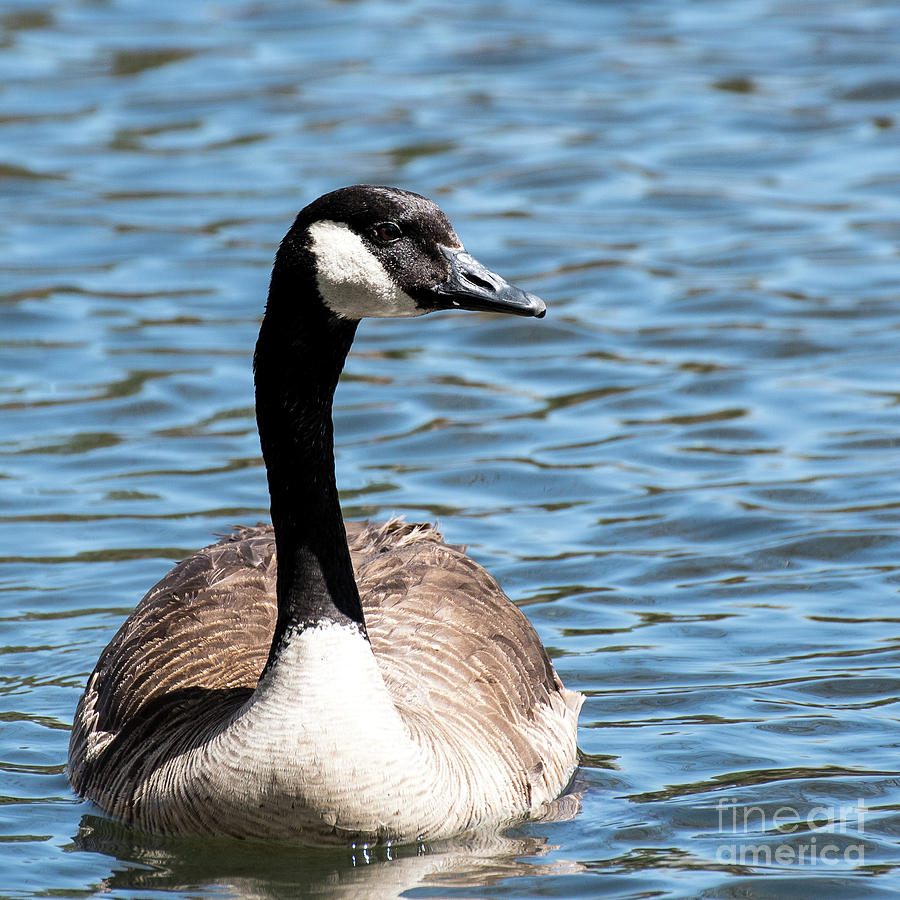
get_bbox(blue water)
[3,0,900,896]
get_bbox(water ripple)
[2,0,900,896]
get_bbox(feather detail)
[69,520,582,843]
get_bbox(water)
[2,0,900,896]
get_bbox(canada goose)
[68,185,583,845]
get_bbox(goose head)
[274,185,546,321]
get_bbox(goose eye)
[373,222,403,244]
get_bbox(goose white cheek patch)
[308,220,425,319]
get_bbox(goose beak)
[420,247,547,318]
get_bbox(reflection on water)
[71,785,593,899]
[72,814,585,900]
[3,0,900,897]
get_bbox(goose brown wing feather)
[361,541,560,716]
[357,532,568,800]
[88,527,278,737]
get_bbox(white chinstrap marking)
[308,220,424,319]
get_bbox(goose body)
[68,186,583,844]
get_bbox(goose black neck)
[254,260,363,671]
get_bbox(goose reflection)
[71,794,583,900]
